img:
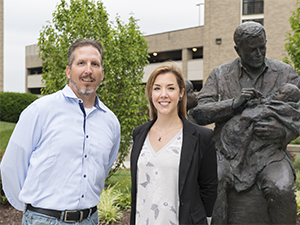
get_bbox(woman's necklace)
[156,121,182,142]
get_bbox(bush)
[296,190,300,215]
[291,136,300,145]
[115,187,131,211]
[98,169,131,224]
[97,185,123,224]
[293,156,300,190]
[294,155,300,172]
[0,92,38,123]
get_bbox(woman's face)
[151,72,184,117]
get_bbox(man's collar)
[62,85,78,99]
[238,58,268,79]
[62,85,106,112]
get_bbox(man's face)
[66,45,103,99]
[237,35,266,69]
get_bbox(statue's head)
[272,83,300,103]
[184,79,197,111]
[234,22,267,70]
[185,79,193,93]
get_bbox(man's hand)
[233,88,263,109]
[253,117,285,140]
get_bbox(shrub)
[295,171,300,191]
[0,92,38,123]
[97,185,123,224]
[294,155,300,172]
[293,156,300,190]
[97,178,131,224]
[291,136,300,145]
[115,187,131,211]
[296,190,300,215]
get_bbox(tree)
[38,0,149,174]
[283,0,300,75]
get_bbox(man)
[190,22,300,224]
[0,39,121,225]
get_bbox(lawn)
[105,169,131,192]
[0,121,15,157]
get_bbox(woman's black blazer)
[130,115,218,225]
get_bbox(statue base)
[228,185,270,224]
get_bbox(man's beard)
[69,79,99,96]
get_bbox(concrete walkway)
[288,144,300,155]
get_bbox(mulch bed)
[0,203,130,225]
[0,203,299,225]
[0,203,22,225]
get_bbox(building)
[0,0,3,92]
[26,44,43,94]
[25,0,298,94]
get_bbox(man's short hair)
[68,39,104,69]
[234,22,266,47]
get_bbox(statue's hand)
[233,88,262,110]
[253,117,285,140]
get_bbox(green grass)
[0,121,16,158]
[105,169,131,192]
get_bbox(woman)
[130,62,218,225]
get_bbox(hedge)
[0,92,39,123]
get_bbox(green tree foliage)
[283,0,300,75]
[38,0,149,173]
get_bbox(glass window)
[242,18,264,25]
[29,88,42,95]
[148,50,182,63]
[243,0,264,15]
[189,47,203,59]
[28,67,43,75]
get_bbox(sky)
[3,0,205,93]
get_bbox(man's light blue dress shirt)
[0,85,121,211]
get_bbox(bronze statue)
[185,79,198,124]
[190,22,300,224]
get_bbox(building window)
[191,81,203,92]
[242,18,264,25]
[190,47,203,59]
[148,50,182,63]
[28,88,42,95]
[243,0,263,15]
[28,67,43,75]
